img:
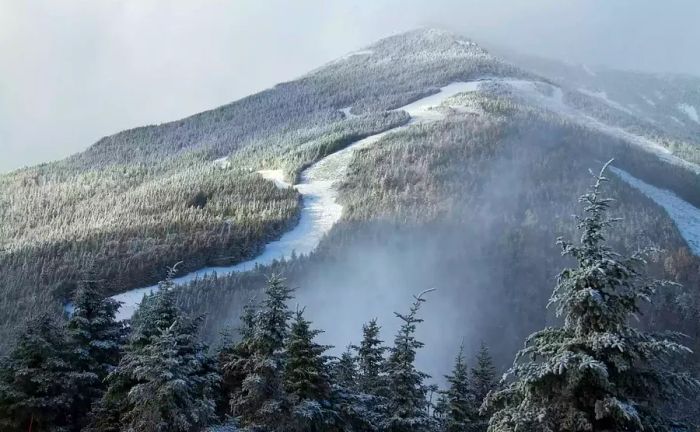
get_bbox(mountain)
[1,28,700,390]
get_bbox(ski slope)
[611,166,700,255]
[107,81,484,320]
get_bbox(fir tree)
[0,315,75,431]
[285,309,337,431]
[485,161,700,432]
[382,290,437,432]
[354,318,387,396]
[442,345,476,432]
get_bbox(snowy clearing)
[611,166,700,255]
[679,103,699,123]
[339,106,360,119]
[107,82,483,320]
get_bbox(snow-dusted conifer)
[88,267,219,432]
[230,274,292,431]
[382,290,437,432]
[333,346,358,390]
[485,161,700,432]
[355,318,387,396]
[442,345,476,432]
[285,309,337,431]
[0,315,74,431]
[66,278,128,430]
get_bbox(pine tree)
[485,161,700,432]
[382,290,437,432]
[442,345,476,432]
[66,279,128,430]
[285,309,336,431]
[229,274,293,431]
[354,318,387,396]
[0,315,75,431]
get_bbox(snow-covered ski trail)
[611,166,700,255]
[108,81,483,320]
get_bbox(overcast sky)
[1,0,699,172]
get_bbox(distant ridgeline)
[1,29,700,418]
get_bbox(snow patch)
[258,169,291,189]
[611,166,700,255]
[678,103,699,123]
[641,95,656,107]
[340,106,360,119]
[578,88,634,115]
[212,156,231,169]
[338,49,374,61]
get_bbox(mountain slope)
[1,27,700,389]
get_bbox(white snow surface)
[611,166,700,255]
[490,79,700,174]
[107,81,483,320]
[678,103,699,123]
[339,107,360,119]
[578,88,634,115]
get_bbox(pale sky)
[1,0,699,172]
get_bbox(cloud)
[1,0,698,172]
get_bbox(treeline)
[1,167,698,431]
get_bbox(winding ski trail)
[109,81,483,320]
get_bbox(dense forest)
[0,170,697,431]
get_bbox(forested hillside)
[1,28,700,430]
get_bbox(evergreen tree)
[470,343,497,410]
[0,315,75,431]
[485,161,700,432]
[219,300,258,417]
[285,309,337,431]
[354,318,387,396]
[470,342,497,431]
[87,268,219,432]
[66,279,128,430]
[442,345,476,432]
[229,274,293,431]
[333,346,358,390]
[382,290,437,432]
[119,317,219,432]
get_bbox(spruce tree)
[0,315,75,431]
[66,279,128,430]
[219,299,258,417]
[470,343,497,410]
[382,290,437,432]
[442,345,476,432]
[470,342,497,431]
[354,318,387,396]
[87,268,219,432]
[333,346,358,390]
[285,309,336,431]
[119,317,219,432]
[486,161,700,432]
[229,274,293,431]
